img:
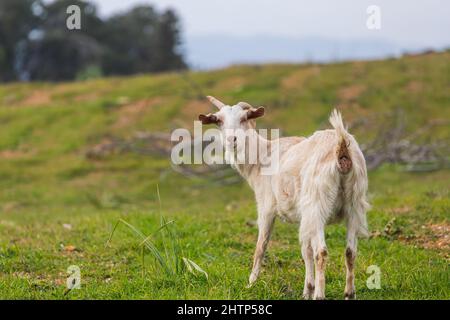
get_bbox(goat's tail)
[329,109,352,174]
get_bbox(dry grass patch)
[398,222,450,260]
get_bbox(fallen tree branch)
[86,108,449,185]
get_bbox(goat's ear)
[198,113,218,125]
[247,107,265,120]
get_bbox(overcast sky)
[91,0,449,48]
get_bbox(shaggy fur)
[199,96,370,300]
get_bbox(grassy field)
[0,51,448,299]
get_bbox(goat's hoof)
[247,273,258,288]
[313,296,326,300]
[313,290,326,300]
[246,279,255,289]
[302,284,314,300]
[302,293,313,300]
[344,292,356,300]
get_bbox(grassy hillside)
[0,52,448,299]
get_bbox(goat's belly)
[273,178,301,223]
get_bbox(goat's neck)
[233,129,271,188]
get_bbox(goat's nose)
[227,136,237,143]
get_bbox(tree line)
[0,0,187,82]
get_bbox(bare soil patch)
[114,97,162,129]
[180,100,211,121]
[281,66,321,90]
[20,90,51,107]
[337,84,366,102]
[405,81,423,93]
[0,149,32,159]
[213,76,247,92]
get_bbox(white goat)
[199,96,370,300]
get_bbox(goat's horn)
[237,102,252,110]
[207,96,225,109]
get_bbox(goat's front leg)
[248,212,275,287]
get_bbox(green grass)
[0,51,449,299]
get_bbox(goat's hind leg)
[301,239,314,299]
[312,223,328,300]
[300,181,338,300]
[344,214,358,299]
[248,212,275,287]
[300,211,329,300]
[343,179,369,299]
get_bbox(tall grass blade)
[182,257,209,280]
[107,218,172,275]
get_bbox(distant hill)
[185,35,446,69]
[0,51,448,160]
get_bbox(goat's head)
[198,96,265,151]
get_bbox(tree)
[0,0,187,82]
[25,32,102,81]
[153,9,186,72]
[101,5,159,75]
[0,0,42,81]
[101,5,186,76]
[24,0,104,81]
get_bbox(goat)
[198,96,370,300]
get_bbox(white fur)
[201,98,370,300]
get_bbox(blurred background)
[0,0,448,299]
[1,0,449,82]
